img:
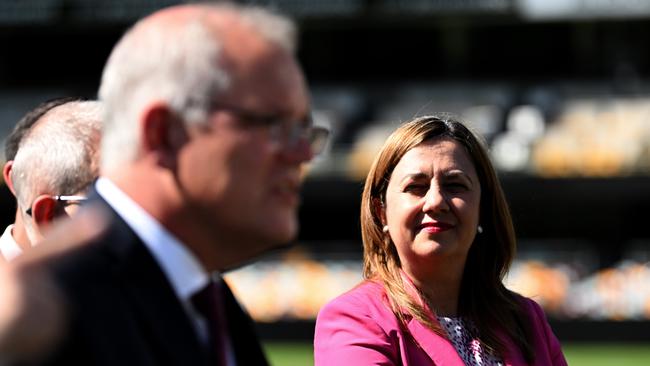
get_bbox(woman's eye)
[445,182,468,191]
[404,184,428,194]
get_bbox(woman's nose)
[422,186,450,213]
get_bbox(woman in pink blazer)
[315,115,567,365]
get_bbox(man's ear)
[31,195,58,229]
[141,103,188,170]
[3,161,16,195]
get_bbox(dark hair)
[4,96,84,161]
[361,114,535,362]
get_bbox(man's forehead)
[141,5,250,43]
[218,37,309,115]
[142,5,234,27]
[143,4,310,115]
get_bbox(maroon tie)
[191,281,228,366]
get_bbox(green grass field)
[263,342,650,366]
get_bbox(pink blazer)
[314,281,567,366]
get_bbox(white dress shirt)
[0,225,22,262]
[95,178,235,366]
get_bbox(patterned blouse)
[437,316,504,366]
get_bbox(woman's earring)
[382,225,389,233]
[477,225,483,234]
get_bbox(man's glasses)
[212,104,330,156]
[25,195,88,216]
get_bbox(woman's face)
[383,137,481,278]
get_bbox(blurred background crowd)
[2,0,650,348]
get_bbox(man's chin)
[264,212,298,242]
[263,227,298,252]
[221,238,295,272]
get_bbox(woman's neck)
[403,260,465,317]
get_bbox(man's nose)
[279,136,314,164]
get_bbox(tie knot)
[191,281,219,318]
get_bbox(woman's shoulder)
[317,280,394,321]
[509,293,568,365]
[314,280,405,365]
[510,292,548,320]
[322,280,387,308]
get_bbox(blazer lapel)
[406,318,466,366]
[399,272,466,366]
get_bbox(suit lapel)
[95,196,209,366]
[222,281,269,366]
[119,239,208,366]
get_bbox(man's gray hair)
[98,3,297,172]
[11,101,102,235]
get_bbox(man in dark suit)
[21,3,328,366]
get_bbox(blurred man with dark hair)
[0,99,102,261]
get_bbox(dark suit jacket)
[37,193,269,366]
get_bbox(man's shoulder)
[34,203,135,286]
[45,233,111,274]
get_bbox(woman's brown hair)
[360,114,535,362]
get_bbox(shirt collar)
[95,177,209,301]
[0,224,22,262]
